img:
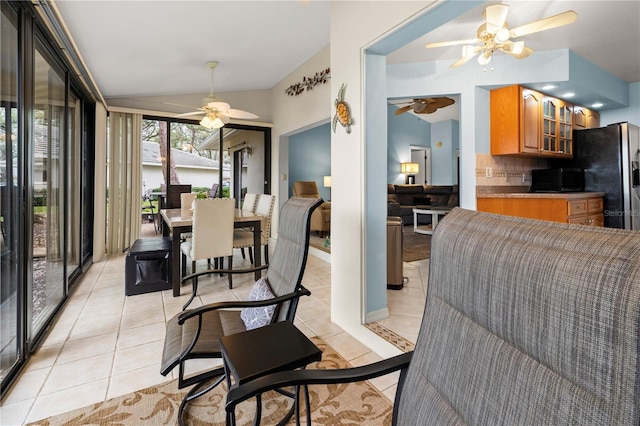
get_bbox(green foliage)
[33,189,47,207]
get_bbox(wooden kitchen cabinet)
[490,84,574,158]
[567,197,604,226]
[490,85,542,156]
[477,192,605,226]
[542,96,573,156]
[573,107,600,129]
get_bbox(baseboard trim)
[366,307,389,323]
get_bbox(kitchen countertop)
[476,192,606,199]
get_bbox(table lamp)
[401,162,419,184]
[323,175,331,201]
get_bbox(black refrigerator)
[553,122,640,230]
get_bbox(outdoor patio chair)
[209,182,219,198]
[160,196,323,425]
[141,189,159,234]
[224,207,640,426]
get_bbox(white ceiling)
[387,1,640,84]
[53,0,331,99]
[53,0,638,114]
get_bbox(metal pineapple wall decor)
[332,83,354,134]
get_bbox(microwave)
[530,168,585,192]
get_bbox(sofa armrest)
[388,202,401,217]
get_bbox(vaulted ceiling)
[53,0,638,114]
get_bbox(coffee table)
[221,321,322,425]
[413,207,452,235]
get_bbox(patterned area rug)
[28,337,393,426]
[402,231,431,262]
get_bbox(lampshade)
[494,27,510,43]
[323,176,332,188]
[401,162,419,174]
[199,114,226,130]
[478,50,492,65]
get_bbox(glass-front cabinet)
[542,96,572,158]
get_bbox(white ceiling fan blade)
[450,54,477,68]
[174,110,205,118]
[426,37,479,48]
[217,113,231,124]
[226,108,259,119]
[510,10,577,38]
[502,44,534,59]
[484,4,509,34]
[206,101,231,112]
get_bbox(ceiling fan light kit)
[174,60,259,130]
[426,3,577,70]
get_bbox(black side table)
[221,321,322,425]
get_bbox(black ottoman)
[125,237,172,296]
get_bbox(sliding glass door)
[0,2,20,386]
[66,90,82,281]
[32,45,66,334]
[1,2,96,397]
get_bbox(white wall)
[328,1,440,357]
[271,45,332,235]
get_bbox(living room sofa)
[387,184,458,225]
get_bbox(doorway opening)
[411,146,431,185]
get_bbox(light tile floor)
[1,241,428,425]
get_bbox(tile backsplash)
[476,153,549,191]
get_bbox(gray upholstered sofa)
[226,208,640,425]
[387,184,458,225]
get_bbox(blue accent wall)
[431,120,459,185]
[387,104,431,184]
[288,123,331,200]
[601,82,640,127]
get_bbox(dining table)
[160,207,264,297]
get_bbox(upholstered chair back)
[265,196,321,321]
[242,193,258,213]
[255,194,276,243]
[189,198,234,260]
[395,208,640,425]
[180,192,197,214]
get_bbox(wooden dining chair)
[180,197,235,309]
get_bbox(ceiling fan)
[173,61,259,129]
[394,97,455,115]
[425,4,577,69]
